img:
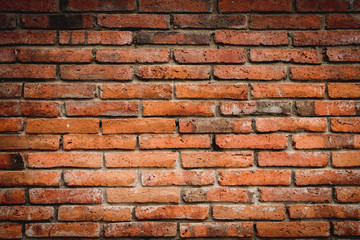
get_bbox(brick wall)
[0,0,360,238]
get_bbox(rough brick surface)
[1,1,359,239]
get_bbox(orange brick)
[292,134,358,149]
[105,222,177,237]
[58,206,132,222]
[260,187,331,202]
[18,48,92,62]
[219,170,291,185]
[101,83,172,99]
[174,49,245,63]
[252,83,324,98]
[60,65,133,80]
[0,171,60,186]
[213,205,285,220]
[25,223,100,238]
[295,170,360,185]
[214,65,286,80]
[328,83,360,98]
[0,118,23,132]
[216,134,287,149]
[137,66,210,79]
[64,170,136,186]
[0,223,22,239]
[327,48,360,62]
[258,152,329,167]
[176,84,248,99]
[215,30,288,45]
[336,187,360,202]
[332,152,360,167]
[180,222,253,238]
[333,221,360,236]
[0,189,25,204]
[291,65,360,80]
[0,206,53,221]
[256,118,326,132]
[29,188,102,204]
[106,188,179,203]
[289,204,360,219]
[0,64,55,79]
[143,101,215,116]
[102,119,175,134]
[0,101,60,117]
[96,49,170,63]
[256,222,329,237]
[0,153,24,170]
[142,170,214,186]
[135,205,209,219]
[105,152,177,168]
[0,135,59,150]
[28,152,102,168]
[139,134,211,149]
[63,135,136,150]
[181,152,253,168]
[26,118,99,134]
[182,187,249,203]
[66,101,138,117]
[221,101,292,116]
[24,83,96,99]
[331,118,360,132]
[179,119,251,133]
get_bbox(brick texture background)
[0,0,360,238]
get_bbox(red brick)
[215,65,286,80]
[58,206,132,222]
[137,65,210,79]
[0,30,55,44]
[215,30,288,45]
[332,152,360,167]
[216,134,287,149]
[105,222,177,237]
[18,48,92,62]
[137,31,211,45]
[297,0,350,12]
[0,0,58,12]
[136,205,209,220]
[59,30,85,44]
[143,101,215,116]
[256,118,326,132]
[180,222,253,238]
[21,14,48,28]
[66,101,138,116]
[26,118,99,134]
[106,188,179,203]
[105,152,177,168]
[0,223,22,239]
[336,187,360,202]
[65,0,135,11]
[0,135,59,150]
[25,223,100,238]
[293,31,360,46]
[293,134,358,149]
[0,153,24,170]
[64,170,136,186]
[296,170,360,185]
[30,188,102,204]
[174,49,245,63]
[0,206,53,221]
[176,84,248,99]
[24,83,96,99]
[291,65,360,81]
[260,187,332,202]
[331,118,360,132]
[140,0,211,12]
[250,49,322,63]
[21,14,93,29]
[214,205,285,220]
[334,221,360,236]
[0,48,15,62]
[60,31,133,45]
[258,152,329,167]
[28,152,102,168]
[0,83,21,98]
[313,101,356,116]
[327,48,360,62]
[328,83,360,98]
[61,65,133,80]
[142,170,214,186]
[0,189,25,204]
[0,118,23,132]
[101,83,172,99]
[179,119,251,133]
[252,83,324,98]
[97,49,170,63]
[256,222,329,237]
[0,101,60,117]
[181,152,253,168]
[289,204,360,219]
[327,14,360,29]
[219,170,291,185]
[250,15,321,29]
[174,15,246,29]
[103,119,175,134]
[139,134,211,149]
[0,14,16,29]
[219,0,291,12]
[98,14,169,29]
[182,187,249,203]
[63,135,136,150]
[0,64,55,79]
[0,171,60,186]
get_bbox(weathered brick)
[218,0,291,12]
[66,101,138,116]
[293,134,358,149]
[106,188,179,203]
[0,64,55,79]
[64,170,136,186]
[105,152,177,168]
[250,14,322,29]
[143,101,215,116]
[0,153,24,169]
[0,30,56,45]
[296,170,360,185]
[61,65,133,80]
[98,14,169,29]
[21,14,93,29]
[101,83,172,99]
[256,118,326,132]
[102,119,175,134]
[327,14,360,29]
[63,135,136,150]
[0,83,21,99]
[256,222,329,237]
[0,135,59,150]
[28,152,102,168]
[219,170,291,185]
[0,171,60,186]
[0,206,53,221]
[174,15,246,29]
[137,65,210,79]
[59,206,131,222]
[289,204,360,219]
[0,48,15,62]
[182,187,249,203]
[216,134,287,149]
[142,170,214,186]
[176,84,248,99]
[0,223,22,239]
[328,83,360,98]
[59,30,85,44]
[24,83,96,99]
[332,152,360,167]
[258,152,329,167]
[297,0,350,12]
[336,187,360,202]
[295,101,358,116]
[0,189,25,204]
[333,221,360,236]
[327,48,360,62]
[252,83,324,98]
[331,118,360,132]
[137,31,211,45]
[26,118,99,134]
[180,222,253,238]
[139,0,211,12]
[0,101,60,117]
[291,65,360,81]
[97,49,170,63]
[18,48,92,62]
[0,118,23,132]
[215,30,288,45]
[65,0,135,11]
[25,223,100,238]
[135,205,209,219]
[260,187,331,202]
[293,31,360,46]
[181,152,253,168]
[250,49,322,63]
[30,188,102,204]
[0,14,16,29]
[60,31,133,45]
[215,65,286,80]
[0,0,58,12]
[179,119,251,133]
[174,49,246,63]
[213,205,285,220]
[139,134,211,149]
[105,222,177,237]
